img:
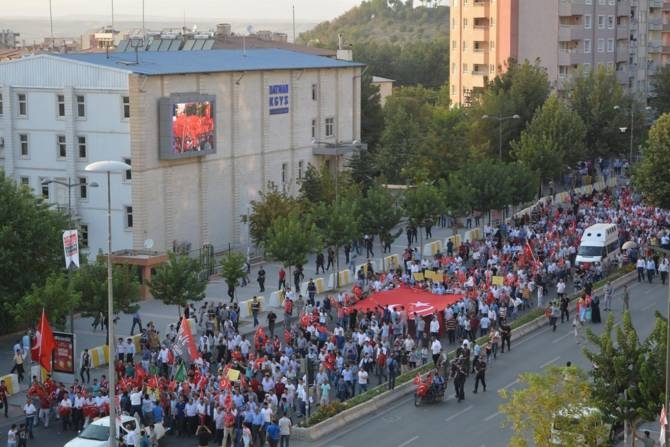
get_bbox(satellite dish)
[246,25,254,35]
[144,239,154,249]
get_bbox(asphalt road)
[289,279,665,447]
[2,279,662,447]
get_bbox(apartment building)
[449,0,644,106]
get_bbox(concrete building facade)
[0,50,363,259]
[449,0,662,106]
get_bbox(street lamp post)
[85,160,131,447]
[311,139,364,287]
[481,113,521,161]
[42,177,98,332]
[614,104,651,163]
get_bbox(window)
[583,62,592,71]
[463,63,469,73]
[78,136,87,159]
[79,177,88,199]
[40,178,49,199]
[76,95,85,118]
[462,41,468,51]
[0,93,3,115]
[298,160,304,179]
[586,0,592,4]
[490,17,495,27]
[19,133,28,157]
[125,206,133,228]
[490,64,495,73]
[325,117,334,137]
[79,224,89,249]
[17,93,26,116]
[559,66,570,79]
[490,40,495,49]
[122,96,130,119]
[451,84,455,95]
[597,38,605,52]
[57,94,65,118]
[607,15,614,29]
[451,62,456,74]
[451,18,455,29]
[607,38,615,52]
[598,15,605,29]
[585,15,592,29]
[311,119,317,139]
[20,176,29,187]
[598,0,605,4]
[281,162,288,185]
[463,18,468,28]
[123,157,132,181]
[311,84,318,101]
[452,40,457,49]
[57,135,66,158]
[584,39,592,53]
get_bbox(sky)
[2,0,364,21]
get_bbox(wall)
[129,65,361,253]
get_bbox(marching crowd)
[8,181,670,447]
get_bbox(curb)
[292,269,637,441]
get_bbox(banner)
[52,332,75,374]
[62,230,80,269]
[492,276,504,286]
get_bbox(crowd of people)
[11,179,670,447]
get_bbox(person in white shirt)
[125,338,136,363]
[129,387,143,419]
[58,393,73,431]
[23,398,36,439]
[116,338,126,362]
[430,337,442,366]
[429,315,440,338]
[357,368,369,393]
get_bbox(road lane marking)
[484,411,501,422]
[500,379,519,390]
[514,327,550,346]
[445,405,472,422]
[540,356,561,368]
[397,435,420,447]
[643,302,656,311]
[552,331,573,344]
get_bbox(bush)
[306,401,347,425]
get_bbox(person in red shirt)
[0,379,8,417]
[278,268,286,291]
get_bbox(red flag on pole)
[31,309,56,371]
[660,405,667,446]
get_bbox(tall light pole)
[481,113,520,161]
[614,104,651,163]
[311,139,365,286]
[42,177,98,332]
[85,160,130,447]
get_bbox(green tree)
[361,72,385,151]
[583,312,642,435]
[633,113,670,208]
[148,252,207,316]
[450,160,513,220]
[359,184,403,251]
[402,182,443,253]
[298,164,337,205]
[246,182,301,246]
[72,261,142,318]
[500,365,602,447]
[0,172,69,332]
[505,162,539,209]
[219,251,247,299]
[566,66,626,158]
[264,211,321,272]
[13,272,80,331]
[472,59,550,160]
[313,196,361,281]
[650,65,670,115]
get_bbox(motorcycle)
[413,373,447,406]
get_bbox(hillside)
[298,0,449,49]
[298,0,450,88]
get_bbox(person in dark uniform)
[451,357,467,402]
[500,320,512,353]
[473,355,487,393]
[257,266,266,293]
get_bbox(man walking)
[451,357,467,402]
[278,413,292,447]
[257,266,266,293]
[0,379,9,417]
[603,281,613,311]
[130,310,143,336]
[473,355,487,393]
[500,320,512,353]
[80,348,91,384]
[22,397,35,439]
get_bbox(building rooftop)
[54,48,362,75]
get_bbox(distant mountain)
[297,0,449,49]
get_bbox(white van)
[575,223,620,267]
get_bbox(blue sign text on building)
[269,84,289,115]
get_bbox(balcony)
[470,26,489,41]
[559,25,579,41]
[558,49,579,65]
[470,49,489,64]
[616,70,630,85]
[617,0,631,13]
[649,18,663,31]
[650,0,663,8]
[616,26,630,39]
[663,1,670,11]
[616,47,629,61]
[471,69,488,76]
[663,45,670,53]
[559,0,586,16]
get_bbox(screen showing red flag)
[31,310,56,371]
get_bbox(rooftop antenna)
[243,25,253,57]
[142,0,145,39]
[292,4,296,43]
[130,36,143,64]
[49,0,54,51]
[111,0,115,32]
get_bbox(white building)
[0,49,363,258]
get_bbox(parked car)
[64,414,166,447]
